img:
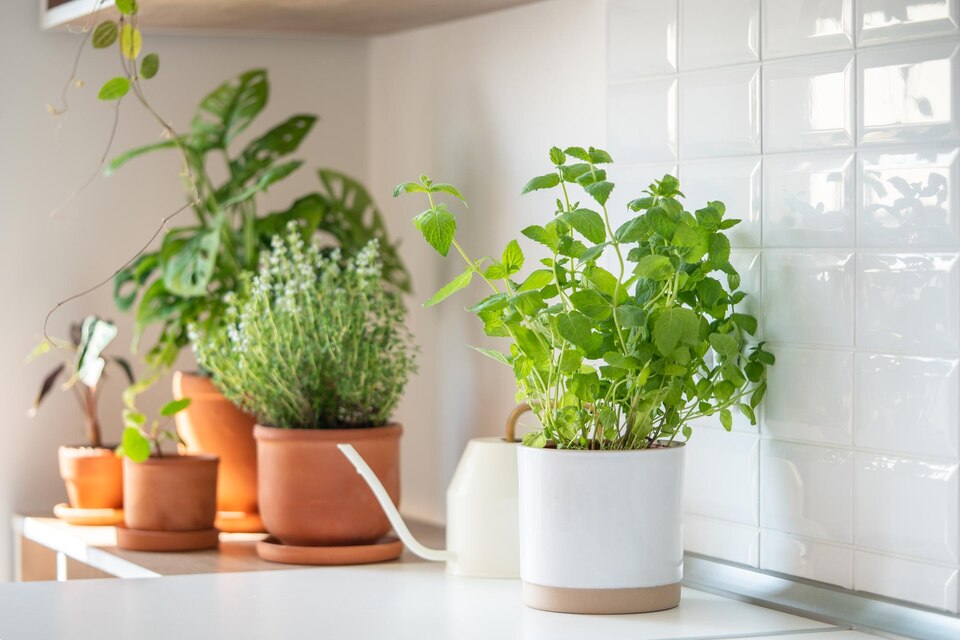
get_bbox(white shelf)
[41,0,545,35]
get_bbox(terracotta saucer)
[215,510,265,534]
[53,503,124,526]
[257,536,403,565]
[115,525,219,552]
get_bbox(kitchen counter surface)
[0,561,879,640]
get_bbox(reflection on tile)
[857,252,960,354]
[858,0,960,45]
[608,0,678,81]
[762,0,854,59]
[685,429,759,525]
[681,157,761,247]
[761,440,853,543]
[608,77,678,163]
[764,346,853,445]
[762,251,855,346]
[859,145,960,247]
[686,515,759,567]
[761,529,853,588]
[856,354,960,459]
[679,65,761,159]
[859,41,960,145]
[763,53,855,152]
[729,249,762,320]
[854,551,960,613]
[855,452,959,562]
[763,151,856,247]
[679,0,759,70]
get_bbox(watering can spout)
[337,444,454,563]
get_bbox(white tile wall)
[606,0,960,612]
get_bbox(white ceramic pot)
[517,443,685,614]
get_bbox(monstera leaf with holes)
[108,69,410,369]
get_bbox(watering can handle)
[337,444,454,563]
[505,403,531,443]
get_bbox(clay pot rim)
[172,370,224,399]
[521,440,685,457]
[58,444,120,456]
[254,423,402,442]
[128,453,220,467]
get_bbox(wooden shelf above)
[42,0,544,35]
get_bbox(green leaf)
[561,208,606,244]
[695,205,722,230]
[470,346,510,365]
[140,52,159,79]
[557,311,602,353]
[615,304,645,328]
[588,147,613,164]
[160,226,221,297]
[513,290,546,316]
[91,21,118,48]
[709,332,739,358]
[755,349,776,366]
[413,205,456,257]
[615,217,648,242]
[569,290,611,321]
[522,431,547,448]
[559,350,583,374]
[583,266,626,303]
[192,68,268,149]
[628,196,655,212]
[121,426,151,463]
[98,77,130,101]
[584,180,614,206]
[115,0,137,14]
[709,233,731,267]
[228,115,316,186]
[697,277,726,309]
[518,269,555,292]
[74,316,118,388]
[521,224,559,251]
[120,24,142,59]
[393,181,428,196]
[221,160,303,207]
[564,146,590,162]
[501,240,524,274]
[745,362,764,383]
[484,263,506,279]
[549,147,565,165]
[522,173,560,194]
[160,398,192,417]
[424,269,473,307]
[105,139,179,175]
[719,408,733,431]
[653,307,700,356]
[731,313,758,336]
[738,403,757,425]
[578,243,608,263]
[432,183,467,203]
[715,380,736,402]
[469,292,509,314]
[633,254,673,280]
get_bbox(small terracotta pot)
[123,455,219,532]
[255,424,401,547]
[172,372,259,518]
[58,446,123,510]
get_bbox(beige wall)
[0,4,369,581]
[369,0,607,523]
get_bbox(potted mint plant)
[395,147,773,614]
[194,225,416,564]
[28,316,133,523]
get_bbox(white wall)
[368,0,607,523]
[0,3,369,581]
[606,0,960,613]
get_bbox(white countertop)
[0,561,878,640]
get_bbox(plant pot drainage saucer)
[257,536,403,565]
[54,503,124,527]
[115,525,219,552]
[215,511,265,533]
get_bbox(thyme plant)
[396,146,774,450]
[194,225,417,429]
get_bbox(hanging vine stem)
[42,3,201,345]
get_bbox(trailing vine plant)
[396,146,774,450]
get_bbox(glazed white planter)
[517,443,685,614]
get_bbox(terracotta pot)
[123,455,219,532]
[172,371,258,517]
[58,446,123,510]
[255,424,401,547]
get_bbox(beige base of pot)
[522,582,681,615]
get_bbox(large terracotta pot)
[172,371,259,528]
[123,455,219,532]
[255,424,401,547]
[58,446,123,509]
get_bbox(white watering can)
[337,404,531,578]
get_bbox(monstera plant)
[109,69,408,370]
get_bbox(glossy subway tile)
[857,0,960,46]
[679,0,759,71]
[762,0,854,59]
[608,0,678,81]
[686,515,760,567]
[684,429,759,525]
[760,529,854,588]
[680,156,762,248]
[607,77,678,164]
[854,550,959,613]
[679,64,761,159]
